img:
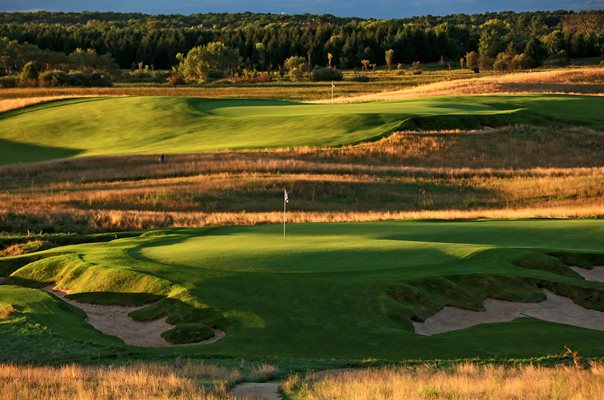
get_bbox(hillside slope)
[1,94,604,164]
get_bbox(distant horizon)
[1,0,603,20]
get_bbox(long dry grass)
[323,67,604,103]
[0,362,239,400]
[1,125,604,233]
[284,363,604,400]
[1,67,601,109]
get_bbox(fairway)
[1,95,604,164]
[2,220,604,362]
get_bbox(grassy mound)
[1,95,604,164]
[161,323,215,344]
[1,220,604,363]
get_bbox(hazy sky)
[1,0,603,19]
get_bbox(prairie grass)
[1,125,604,233]
[0,362,239,400]
[325,67,604,103]
[283,363,604,400]
[0,96,89,113]
[1,67,600,107]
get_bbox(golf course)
[2,94,604,164]
[2,220,604,364]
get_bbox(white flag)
[331,82,335,88]
[284,189,289,203]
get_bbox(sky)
[1,0,603,19]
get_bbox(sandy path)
[570,266,604,283]
[414,290,604,336]
[231,382,281,400]
[41,285,224,347]
[230,369,353,400]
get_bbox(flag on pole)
[283,189,288,237]
[331,82,335,88]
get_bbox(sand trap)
[570,266,604,283]
[41,285,224,347]
[414,289,604,336]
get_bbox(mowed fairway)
[2,220,604,362]
[2,95,604,164]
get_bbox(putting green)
[2,220,604,363]
[1,95,603,164]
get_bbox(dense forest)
[0,10,603,87]
[1,10,603,71]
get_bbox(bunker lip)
[41,285,224,347]
[413,289,604,336]
[570,266,604,283]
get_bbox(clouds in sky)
[1,0,602,18]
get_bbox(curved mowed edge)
[1,94,603,165]
[1,220,604,361]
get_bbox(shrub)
[161,323,215,344]
[66,72,112,87]
[38,70,70,87]
[19,61,39,86]
[311,66,343,81]
[284,56,308,81]
[350,75,370,82]
[0,75,18,88]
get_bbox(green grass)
[2,95,604,164]
[2,220,604,363]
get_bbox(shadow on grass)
[0,139,82,165]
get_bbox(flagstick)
[283,196,286,237]
[331,81,334,104]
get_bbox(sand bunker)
[42,285,224,347]
[570,266,604,283]
[414,290,604,336]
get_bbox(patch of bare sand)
[413,290,604,336]
[570,266,604,283]
[41,285,224,347]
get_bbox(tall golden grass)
[323,67,604,103]
[2,67,602,107]
[1,125,604,233]
[283,363,604,400]
[0,362,239,400]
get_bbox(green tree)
[385,49,395,70]
[254,43,266,70]
[284,55,308,80]
[523,37,547,68]
[479,19,510,58]
[68,48,119,75]
[178,42,240,82]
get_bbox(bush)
[0,75,18,88]
[38,70,70,87]
[311,66,343,81]
[350,75,370,82]
[66,72,112,87]
[161,323,215,344]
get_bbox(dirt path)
[414,289,604,336]
[570,266,604,283]
[230,368,354,400]
[231,382,281,400]
[42,285,224,347]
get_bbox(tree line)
[0,10,603,86]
